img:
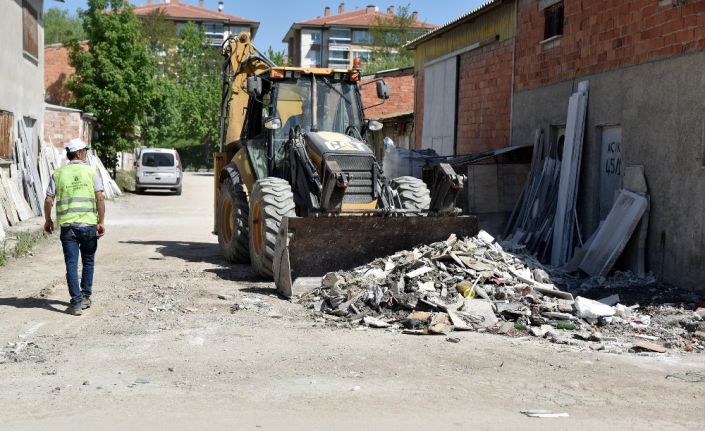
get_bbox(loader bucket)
[273,215,480,298]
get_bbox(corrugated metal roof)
[405,0,502,49]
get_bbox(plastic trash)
[575,296,616,319]
[456,280,476,298]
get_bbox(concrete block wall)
[515,0,705,90]
[511,42,705,291]
[456,38,515,154]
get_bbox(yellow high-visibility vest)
[54,163,98,225]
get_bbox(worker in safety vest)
[44,138,106,316]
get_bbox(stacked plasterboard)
[13,120,44,217]
[503,81,590,267]
[503,130,562,261]
[551,81,589,266]
[87,154,122,199]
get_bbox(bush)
[116,170,136,192]
[12,231,42,258]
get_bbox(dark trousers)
[60,225,98,307]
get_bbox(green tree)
[170,22,222,166]
[266,46,288,66]
[366,4,429,74]
[44,8,86,45]
[66,0,156,168]
[140,8,176,53]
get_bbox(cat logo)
[323,141,368,152]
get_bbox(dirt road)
[1,172,704,430]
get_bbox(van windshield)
[142,153,174,167]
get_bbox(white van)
[134,148,183,195]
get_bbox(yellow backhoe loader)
[213,32,478,297]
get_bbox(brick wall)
[360,69,415,120]
[413,69,424,149]
[516,0,705,90]
[44,108,82,148]
[45,43,79,105]
[456,39,515,154]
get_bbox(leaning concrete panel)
[579,190,648,277]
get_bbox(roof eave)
[405,0,504,50]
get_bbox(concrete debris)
[298,232,705,354]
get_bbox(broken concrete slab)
[461,299,499,328]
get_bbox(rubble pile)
[299,231,705,353]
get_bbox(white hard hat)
[65,138,88,153]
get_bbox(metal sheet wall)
[412,1,516,69]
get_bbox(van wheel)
[217,176,250,263]
[174,186,182,196]
[135,187,144,194]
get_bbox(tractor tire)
[249,178,295,279]
[391,176,431,215]
[217,176,250,263]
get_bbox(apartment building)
[283,3,435,68]
[132,0,259,47]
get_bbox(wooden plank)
[0,169,20,225]
[551,81,589,266]
[579,189,648,277]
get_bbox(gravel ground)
[0,173,704,431]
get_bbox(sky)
[46,0,488,51]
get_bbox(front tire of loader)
[249,178,295,279]
[391,176,431,215]
[217,176,250,263]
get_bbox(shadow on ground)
[0,297,71,315]
[120,240,265,282]
[120,240,227,264]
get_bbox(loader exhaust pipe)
[311,73,318,132]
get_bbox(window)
[22,0,39,60]
[304,29,321,44]
[544,2,564,40]
[203,22,224,34]
[329,27,351,44]
[0,111,13,160]
[142,153,175,167]
[352,51,372,63]
[352,30,372,45]
[328,49,350,65]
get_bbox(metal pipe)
[310,73,318,132]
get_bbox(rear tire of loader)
[217,176,250,263]
[391,176,431,215]
[249,178,295,279]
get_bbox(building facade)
[283,3,435,68]
[132,0,259,47]
[512,0,705,289]
[0,0,46,163]
[408,0,705,290]
[406,1,528,234]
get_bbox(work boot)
[67,304,83,316]
[82,297,92,309]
